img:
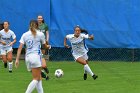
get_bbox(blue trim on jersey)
[83,39,89,51]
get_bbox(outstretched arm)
[64,37,70,48]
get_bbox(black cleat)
[9,70,12,73]
[45,76,49,80]
[83,74,87,80]
[92,74,98,80]
[41,72,46,78]
[4,63,7,68]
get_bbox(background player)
[37,15,50,80]
[0,21,16,72]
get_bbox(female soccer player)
[64,25,98,80]
[37,15,50,80]
[0,21,16,72]
[15,20,50,93]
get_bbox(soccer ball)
[54,69,64,78]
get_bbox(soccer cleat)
[83,74,87,80]
[41,72,46,78]
[9,70,12,73]
[4,63,7,68]
[45,76,49,80]
[92,74,98,80]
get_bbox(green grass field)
[0,61,140,93]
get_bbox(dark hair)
[0,22,4,30]
[74,25,88,34]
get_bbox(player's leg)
[1,49,7,68]
[76,55,98,80]
[36,75,44,93]
[7,48,13,73]
[25,54,44,93]
[25,68,41,93]
[41,49,49,80]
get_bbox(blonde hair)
[29,20,38,37]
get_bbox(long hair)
[74,25,88,34]
[29,20,38,37]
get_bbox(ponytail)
[29,20,38,37]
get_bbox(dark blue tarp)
[0,0,140,48]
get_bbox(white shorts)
[0,47,13,55]
[73,53,88,61]
[25,53,42,71]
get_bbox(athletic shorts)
[73,53,88,61]
[0,47,13,55]
[25,53,42,71]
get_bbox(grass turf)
[0,61,140,93]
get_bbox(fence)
[13,48,140,62]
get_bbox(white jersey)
[0,29,16,48]
[19,30,45,56]
[66,33,89,57]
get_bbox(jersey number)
[27,40,33,49]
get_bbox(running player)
[64,25,98,80]
[15,20,50,93]
[37,15,50,80]
[0,21,16,72]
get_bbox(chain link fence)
[48,48,139,62]
[12,48,140,62]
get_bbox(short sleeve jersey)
[38,23,48,37]
[66,33,89,56]
[0,29,16,48]
[19,30,45,55]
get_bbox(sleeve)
[11,31,16,39]
[19,34,25,44]
[45,24,49,31]
[66,34,70,39]
[40,33,46,44]
[82,34,89,39]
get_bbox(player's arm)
[88,35,94,40]
[64,37,70,48]
[9,38,16,46]
[46,31,49,45]
[41,33,51,50]
[9,32,17,46]
[15,43,23,68]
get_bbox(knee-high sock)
[8,62,13,71]
[25,80,38,93]
[84,64,94,76]
[36,80,44,93]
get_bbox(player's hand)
[15,60,19,68]
[64,45,70,48]
[89,35,94,40]
[9,42,14,46]
[45,45,51,50]
[1,41,6,45]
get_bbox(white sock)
[84,64,94,76]
[8,62,13,71]
[36,80,44,93]
[25,80,38,93]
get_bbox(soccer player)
[37,15,50,80]
[64,25,98,80]
[0,21,16,72]
[15,20,50,93]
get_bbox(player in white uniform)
[0,21,16,72]
[15,20,50,93]
[64,25,98,80]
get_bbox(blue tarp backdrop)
[0,0,140,48]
